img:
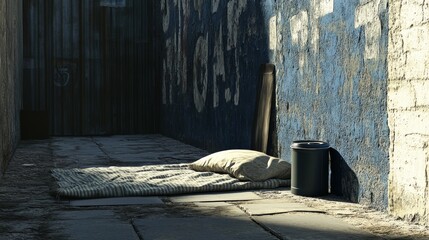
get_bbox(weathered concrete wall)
[388,0,429,225]
[159,0,270,150]
[268,0,389,209]
[159,0,390,209]
[0,0,23,176]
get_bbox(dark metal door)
[23,0,160,135]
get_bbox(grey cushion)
[189,149,291,182]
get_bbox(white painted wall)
[388,0,429,225]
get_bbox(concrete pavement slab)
[52,219,140,240]
[134,216,277,240]
[109,153,162,162]
[56,210,117,220]
[193,202,233,207]
[253,212,381,239]
[239,199,325,216]
[169,191,262,203]
[190,202,247,217]
[69,197,164,207]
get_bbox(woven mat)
[51,164,290,199]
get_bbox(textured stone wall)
[159,0,390,210]
[159,0,270,150]
[388,0,429,225]
[268,0,390,209]
[0,0,23,176]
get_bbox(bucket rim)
[290,140,330,150]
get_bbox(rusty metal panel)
[23,0,160,136]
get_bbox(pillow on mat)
[189,149,290,182]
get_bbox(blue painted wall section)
[272,0,389,209]
[159,0,270,151]
[159,0,390,210]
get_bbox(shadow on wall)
[157,1,272,152]
[267,66,278,157]
[330,148,359,203]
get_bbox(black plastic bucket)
[290,140,330,197]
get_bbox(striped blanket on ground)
[51,164,290,199]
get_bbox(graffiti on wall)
[226,0,247,50]
[161,0,386,111]
[213,25,226,108]
[193,33,208,112]
[54,66,70,87]
[162,0,247,112]
[161,0,169,33]
[53,61,75,87]
[212,0,220,13]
